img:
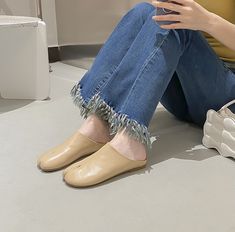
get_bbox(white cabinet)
[0,16,50,100]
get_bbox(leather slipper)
[37,131,106,172]
[63,142,147,187]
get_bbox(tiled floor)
[1,62,235,232]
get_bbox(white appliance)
[0,15,50,100]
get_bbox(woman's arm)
[206,13,235,52]
[151,0,235,52]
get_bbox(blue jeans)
[70,2,235,154]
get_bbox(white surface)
[0,17,50,100]
[0,15,40,26]
[0,62,235,232]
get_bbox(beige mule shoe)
[62,153,94,177]
[37,131,106,172]
[63,142,147,187]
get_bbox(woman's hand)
[151,0,213,32]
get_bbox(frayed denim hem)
[70,82,155,154]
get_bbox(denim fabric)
[70,2,235,154]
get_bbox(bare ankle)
[109,128,147,161]
[79,114,112,143]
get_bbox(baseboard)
[48,46,61,63]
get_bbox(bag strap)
[219,99,235,111]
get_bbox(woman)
[37,0,235,187]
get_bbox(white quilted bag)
[202,99,235,159]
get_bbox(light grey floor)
[60,45,100,70]
[1,62,235,232]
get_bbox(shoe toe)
[37,148,58,170]
[64,168,90,187]
[63,160,85,177]
[63,157,104,187]
[37,132,106,172]
[37,148,64,171]
[38,157,56,172]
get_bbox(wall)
[55,0,145,46]
[0,0,37,16]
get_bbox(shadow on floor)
[0,97,33,114]
[148,109,217,164]
[0,94,51,114]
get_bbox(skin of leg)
[78,114,113,143]
[109,127,148,161]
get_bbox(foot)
[109,128,147,161]
[78,114,113,143]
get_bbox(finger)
[168,0,192,5]
[160,22,189,29]
[152,14,182,22]
[152,1,185,13]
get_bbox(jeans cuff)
[70,81,155,154]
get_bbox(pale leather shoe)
[37,131,106,172]
[63,142,147,187]
[62,153,94,177]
